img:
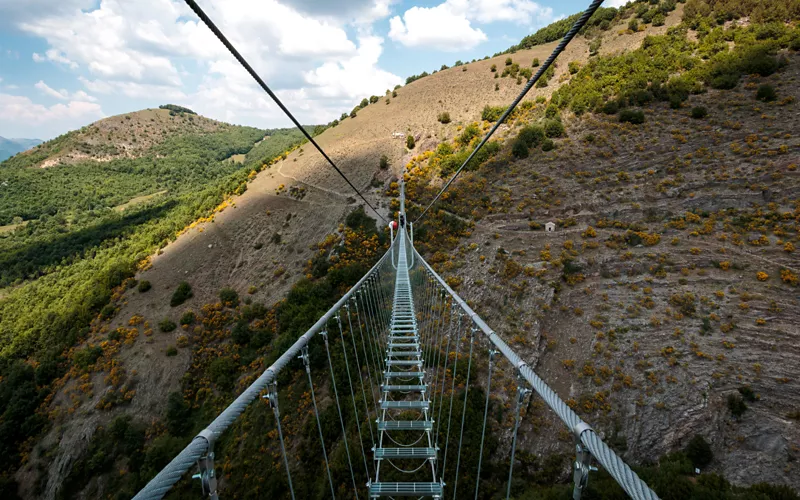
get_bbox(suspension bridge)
[132,0,661,498]
[133,184,658,500]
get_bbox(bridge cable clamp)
[298,346,311,373]
[571,422,597,500]
[192,429,219,499]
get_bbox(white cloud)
[79,77,187,100]
[389,4,487,51]
[37,80,99,102]
[304,36,402,99]
[35,80,68,100]
[0,92,104,128]
[446,0,554,26]
[389,0,555,51]
[5,0,404,132]
[605,0,628,7]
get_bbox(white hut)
[545,221,556,233]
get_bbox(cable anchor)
[572,422,597,500]
[192,429,219,499]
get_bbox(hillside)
[8,107,233,169]
[0,137,41,162]
[3,1,800,499]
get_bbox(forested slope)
[0,108,311,497]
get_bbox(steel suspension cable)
[353,297,381,420]
[433,303,456,446]
[413,0,605,224]
[321,331,358,496]
[336,314,371,481]
[345,305,377,454]
[505,383,530,500]
[267,383,296,500]
[182,0,386,224]
[360,289,385,375]
[474,348,496,500]
[441,312,464,482]
[452,326,476,499]
[301,346,336,499]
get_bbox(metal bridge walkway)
[369,229,442,498]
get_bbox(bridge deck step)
[381,400,429,410]
[388,343,419,349]
[382,385,426,392]
[384,372,424,378]
[374,448,436,460]
[369,482,442,497]
[387,351,421,357]
[377,420,433,431]
[386,359,423,366]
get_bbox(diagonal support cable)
[182,0,386,223]
[413,0,605,224]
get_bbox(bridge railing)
[134,226,658,500]
[133,235,401,500]
[410,241,659,500]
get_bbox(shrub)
[505,57,513,66]
[601,100,619,115]
[369,95,379,104]
[379,154,389,170]
[756,84,777,102]
[511,139,529,159]
[159,319,176,332]
[392,90,397,98]
[170,282,192,307]
[456,123,480,147]
[568,61,581,74]
[100,304,116,320]
[219,287,239,307]
[495,83,499,91]
[685,435,713,468]
[541,139,555,151]
[166,346,178,357]
[209,357,237,391]
[437,112,451,124]
[406,135,415,149]
[619,109,645,124]
[690,106,708,119]
[628,19,639,31]
[543,119,565,138]
[179,311,195,326]
[74,345,103,370]
[532,58,540,67]
[738,386,757,402]
[138,280,152,293]
[490,64,497,72]
[589,39,601,56]
[728,394,747,418]
[740,47,779,77]
[359,98,368,108]
[481,105,507,122]
[518,125,545,148]
[350,109,357,118]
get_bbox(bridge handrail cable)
[132,242,397,500]
[410,237,660,500]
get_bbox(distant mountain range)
[0,136,42,162]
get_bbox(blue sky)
[0,0,610,141]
